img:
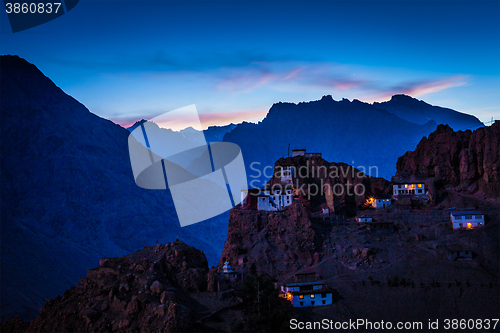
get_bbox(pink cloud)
[367,75,467,102]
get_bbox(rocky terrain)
[0,55,229,321]
[220,155,392,277]
[217,138,499,328]
[267,156,391,214]
[394,122,500,205]
[1,240,210,333]
[1,55,496,330]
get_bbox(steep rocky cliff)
[1,240,209,333]
[268,155,391,214]
[218,155,391,277]
[394,121,500,200]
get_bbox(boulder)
[150,280,164,294]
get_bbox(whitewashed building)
[280,166,294,184]
[392,183,426,196]
[450,211,485,230]
[282,282,333,307]
[356,216,372,223]
[257,187,293,211]
[372,198,391,209]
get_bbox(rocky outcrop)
[218,203,316,278]
[0,240,208,333]
[218,156,391,278]
[394,121,500,199]
[268,156,391,214]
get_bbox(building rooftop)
[450,211,484,216]
[284,281,326,287]
[289,288,332,296]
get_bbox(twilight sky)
[1,0,499,129]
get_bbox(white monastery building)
[282,282,333,307]
[393,183,426,196]
[257,187,293,211]
[372,198,391,209]
[450,211,485,230]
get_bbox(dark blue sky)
[1,0,499,128]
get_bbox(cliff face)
[268,156,391,214]
[219,204,316,278]
[218,156,391,277]
[394,121,500,198]
[1,240,208,333]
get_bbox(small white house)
[356,216,372,223]
[393,183,425,196]
[372,198,391,209]
[450,211,485,230]
[282,282,333,307]
[257,187,293,211]
[280,166,294,184]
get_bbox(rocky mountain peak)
[1,241,209,332]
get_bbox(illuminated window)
[310,294,315,298]
[418,184,422,188]
[299,295,304,299]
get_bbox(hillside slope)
[374,94,484,130]
[0,55,228,320]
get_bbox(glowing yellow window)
[467,223,472,229]
[311,294,315,299]
[418,184,422,188]
[299,295,304,299]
